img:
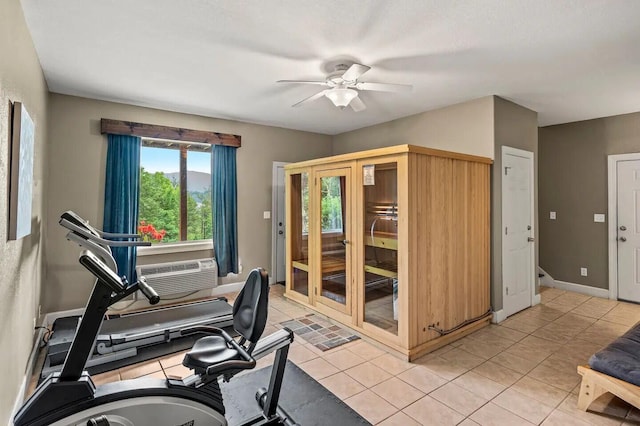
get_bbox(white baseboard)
[10,375,27,424]
[11,322,47,425]
[538,266,555,287]
[532,293,541,305]
[492,310,506,324]
[548,280,610,299]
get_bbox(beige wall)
[492,97,539,311]
[539,111,640,289]
[0,0,49,422]
[45,94,332,312]
[332,96,495,159]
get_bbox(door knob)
[340,239,349,246]
[620,226,627,231]
[278,231,283,235]
[527,237,535,242]
[620,236,627,242]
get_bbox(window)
[139,139,213,244]
[320,176,344,233]
[300,174,344,235]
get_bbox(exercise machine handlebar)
[137,276,160,305]
[78,250,160,305]
[61,219,151,247]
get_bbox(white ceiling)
[21,0,640,135]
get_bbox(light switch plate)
[594,214,606,223]
[263,211,271,219]
[550,211,556,220]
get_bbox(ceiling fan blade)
[292,90,327,107]
[350,96,366,112]
[341,63,371,81]
[277,80,329,86]
[356,82,413,92]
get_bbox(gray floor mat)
[221,361,371,426]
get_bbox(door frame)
[271,161,289,285]
[607,153,640,300]
[501,146,536,316]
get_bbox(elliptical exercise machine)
[14,250,296,426]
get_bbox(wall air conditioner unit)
[135,258,217,298]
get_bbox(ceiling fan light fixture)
[325,88,358,108]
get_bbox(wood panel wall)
[408,153,490,348]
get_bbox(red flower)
[138,220,167,243]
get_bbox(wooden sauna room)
[284,144,492,360]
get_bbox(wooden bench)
[577,322,640,411]
[577,365,640,411]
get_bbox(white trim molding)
[537,266,555,288]
[607,153,640,300]
[492,310,507,324]
[532,293,541,305]
[12,320,50,421]
[11,376,28,423]
[549,280,610,299]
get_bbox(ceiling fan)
[277,63,412,112]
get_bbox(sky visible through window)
[141,146,210,173]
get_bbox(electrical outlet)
[550,211,556,220]
[581,267,588,276]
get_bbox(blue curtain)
[103,134,141,283]
[212,145,238,276]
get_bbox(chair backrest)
[232,268,269,344]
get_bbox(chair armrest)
[252,328,294,361]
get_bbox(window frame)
[138,137,213,246]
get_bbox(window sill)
[137,240,213,256]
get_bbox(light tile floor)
[69,286,640,425]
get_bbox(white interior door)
[272,162,288,283]
[616,160,640,302]
[502,147,535,318]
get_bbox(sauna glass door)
[315,167,352,315]
[362,161,398,335]
[287,171,310,301]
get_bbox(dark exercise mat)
[221,361,371,426]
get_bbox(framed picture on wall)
[8,101,35,240]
